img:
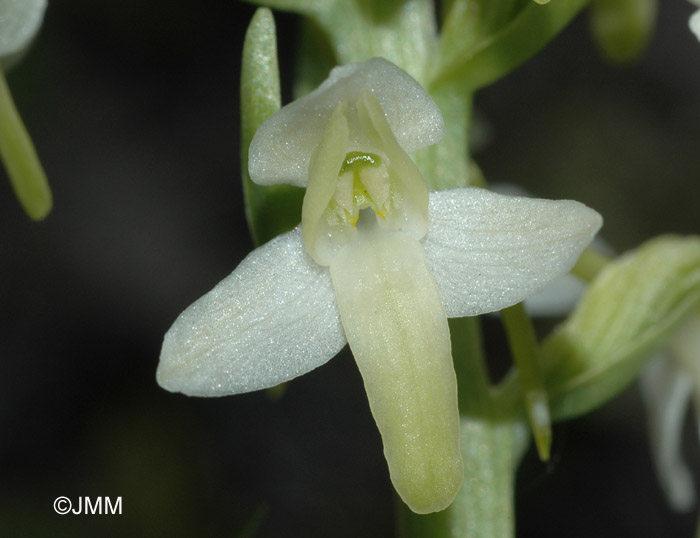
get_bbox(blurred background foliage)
[1,1,700,536]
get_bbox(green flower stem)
[501,303,551,461]
[0,66,51,220]
[398,317,528,538]
[450,317,491,415]
[571,247,610,283]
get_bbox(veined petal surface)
[330,224,463,514]
[249,57,444,187]
[157,228,345,396]
[423,188,602,317]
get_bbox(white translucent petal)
[157,228,346,397]
[329,223,462,514]
[490,182,611,317]
[423,188,603,317]
[249,57,444,187]
[640,354,696,511]
[0,0,46,58]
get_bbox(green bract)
[240,8,303,245]
[542,236,700,421]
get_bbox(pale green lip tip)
[399,467,464,514]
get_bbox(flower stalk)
[0,65,50,220]
[501,303,551,461]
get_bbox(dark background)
[2,1,700,536]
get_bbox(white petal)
[640,354,696,511]
[490,182,611,317]
[329,225,462,514]
[0,0,46,58]
[423,188,602,317]
[157,228,346,397]
[249,57,444,187]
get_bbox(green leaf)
[542,236,700,421]
[240,8,304,246]
[0,67,51,220]
[589,0,657,64]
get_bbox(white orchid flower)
[640,316,700,512]
[157,57,602,514]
